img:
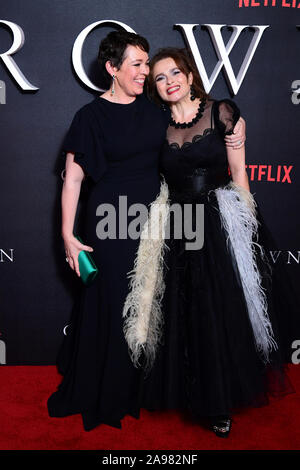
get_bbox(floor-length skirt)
[140,186,298,419]
[48,171,160,430]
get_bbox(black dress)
[140,98,299,419]
[47,94,169,430]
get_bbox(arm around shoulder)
[226,133,249,192]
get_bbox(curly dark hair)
[98,30,149,85]
[147,47,210,105]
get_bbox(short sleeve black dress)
[140,98,300,419]
[47,94,169,431]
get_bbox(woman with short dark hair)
[47,31,170,431]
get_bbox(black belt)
[169,167,231,197]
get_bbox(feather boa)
[122,179,170,370]
[215,181,277,362]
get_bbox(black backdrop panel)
[0,0,299,364]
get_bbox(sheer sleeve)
[213,99,241,137]
[61,106,107,183]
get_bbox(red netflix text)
[245,165,293,182]
[228,165,293,182]
[239,0,300,7]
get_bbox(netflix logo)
[239,0,300,7]
[245,164,293,183]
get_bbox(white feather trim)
[122,180,170,369]
[215,181,277,362]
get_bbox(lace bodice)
[166,98,239,149]
[160,98,241,191]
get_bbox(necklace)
[170,98,207,129]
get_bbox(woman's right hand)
[63,235,94,278]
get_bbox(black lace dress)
[140,98,299,419]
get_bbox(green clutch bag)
[75,235,99,286]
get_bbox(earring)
[190,85,196,101]
[111,74,115,96]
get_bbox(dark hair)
[98,30,149,85]
[147,47,210,105]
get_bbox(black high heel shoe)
[210,415,232,438]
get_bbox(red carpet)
[0,365,300,450]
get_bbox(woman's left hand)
[225,117,246,149]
